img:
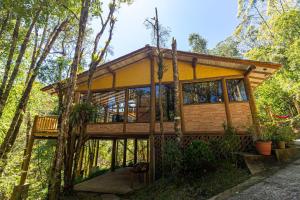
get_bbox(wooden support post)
[149,53,156,182]
[134,138,138,164]
[244,75,261,135]
[222,78,232,127]
[94,140,99,167]
[116,140,119,166]
[123,89,129,133]
[122,138,127,167]
[192,57,197,80]
[111,139,116,171]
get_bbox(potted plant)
[255,125,274,156]
[272,134,286,149]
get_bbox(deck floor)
[74,167,145,195]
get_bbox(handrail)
[33,115,58,133]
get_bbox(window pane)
[226,79,248,102]
[81,90,125,123]
[156,84,175,121]
[182,80,223,105]
[128,87,151,122]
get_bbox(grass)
[127,161,250,200]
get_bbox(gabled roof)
[42,45,282,93]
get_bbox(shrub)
[162,140,183,177]
[222,125,240,158]
[183,140,215,176]
[69,102,97,126]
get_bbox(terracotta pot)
[256,141,272,156]
[277,141,285,149]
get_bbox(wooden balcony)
[32,115,58,137]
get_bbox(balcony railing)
[33,115,58,134]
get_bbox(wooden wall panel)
[126,123,150,133]
[183,104,226,133]
[77,74,113,91]
[155,122,174,133]
[115,59,151,87]
[87,123,123,134]
[196,65,243,79]
[229,102,252,132]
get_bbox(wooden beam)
[179,82,186,133]
[244,65,256,77]
[134,138,138,164]
[222,78,232,127]
[111,139,116,171]
[122,138,127,167]
[192,57,197,80]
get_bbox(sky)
[93,0,240,60]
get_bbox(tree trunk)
[0,17,21,107]
[0,10,40,118]
[0,19,67,176]
[51,0,90,196]
[171,38,182,141]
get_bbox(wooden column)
[123,89,129,133]
[94,140,99,167]
[122,138,127,167]
[134,138,138,164]
[111,139,116,171]
[149,53,156,182]
[244,75,261,135]
[192,57,197,80]
[179,82,185,133]
[222,78,232,127]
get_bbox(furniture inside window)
[226,79,248,102]
[128,87,151,122]
[155,84,175,121]
[182,80,223,105]
[81,90,126,123]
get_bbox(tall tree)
[145,8,170,177]
[171,38,182,141]
[188,33,208,53]
[48,0,90,198]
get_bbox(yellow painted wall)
[196,64,243,79]
[77,74,113,91]
[77,58,244,91]
[116,59,151,87]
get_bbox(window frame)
[182,79,224,105]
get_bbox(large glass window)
[182,80,223,104]
[156,84,175,121]
[226,79,248,102]
[81,90,126,123]
[128,87,151,122]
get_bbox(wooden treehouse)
[29,45,281,181]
